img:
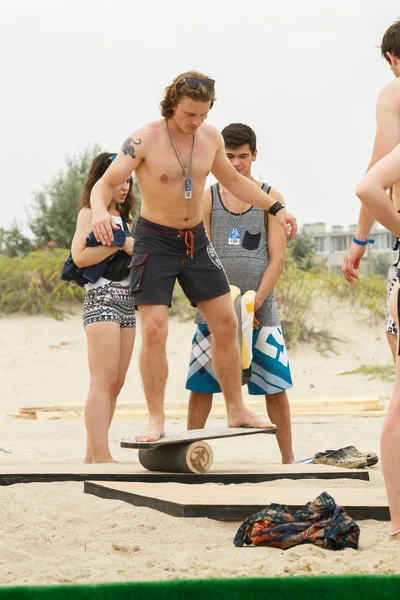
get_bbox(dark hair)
[381,20,400,62]
[160,70,216,119]
[221,123,257,154]
[80,152,134,223]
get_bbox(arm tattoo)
[122,137,142,159]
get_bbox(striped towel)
[230,285,256,383]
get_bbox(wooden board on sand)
[9,397,388,419]
[120,427,277,450]
[0,462,369,486]
[84,481,389,521]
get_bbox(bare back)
[373,78,400,209]
[134,120,218,228]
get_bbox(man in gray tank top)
[185,123,294,463]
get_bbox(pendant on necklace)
[185,177,193,200]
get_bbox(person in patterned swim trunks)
[186,123,294,464]
[71,152,136,463]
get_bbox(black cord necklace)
[166,120,195,200]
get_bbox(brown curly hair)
[80,152,134,223]
[381,20,400,62]
[160,70,216,119]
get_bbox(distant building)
[301,222,395,272]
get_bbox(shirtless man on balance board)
[90,70,298,442]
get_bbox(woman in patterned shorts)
[71,153,136,463]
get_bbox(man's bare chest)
[146,138,215,182]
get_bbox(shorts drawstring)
[178,229,195,259]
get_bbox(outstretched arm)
[356,143,400,238]
[343,83,400,282]
[91,132,145,245]
[210,131,297,239]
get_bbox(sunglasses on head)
[181,77,215,91]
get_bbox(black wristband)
[268,201,285,216]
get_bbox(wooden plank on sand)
[17,397,385,413]
[8,409,387,420]
[84,481,388,521]
[0,462,369,486]
[10,397,386,420]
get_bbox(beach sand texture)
[0,307,398,585]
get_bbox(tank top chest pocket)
[242,230,261,251]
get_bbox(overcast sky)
[1,0,399,231]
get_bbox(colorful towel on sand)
[233,492,360,550]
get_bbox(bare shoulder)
[202,122,220,135]
[377,79,400,108]
[141,119,165,136]
[76,207,92,224]
[382,78,400,94]
[125,120,161,147]
[201,123,222,144]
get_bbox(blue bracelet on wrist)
[352,237,375,246]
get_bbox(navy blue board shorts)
[130,216,230,307]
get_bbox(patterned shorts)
[185,324,293,396]
[386,263,399,335]
[83,284,136,328]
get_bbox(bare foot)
[136,419,166,442]
[227,408,276,429]
[282,457,296,464]
[91,457,119,464]
[390,531,400,541]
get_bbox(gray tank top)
[195,182,280,327]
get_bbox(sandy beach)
[0,306,398,585]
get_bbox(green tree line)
[0,145,143,257]
[0,144,387,278]
[0,147,388,350]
